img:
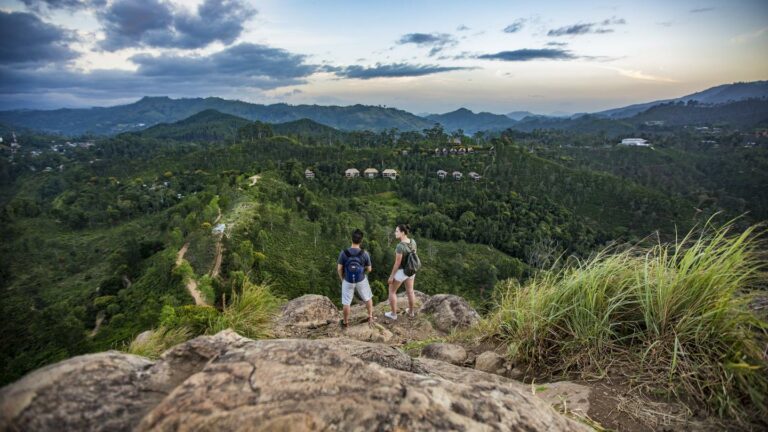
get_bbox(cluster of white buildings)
[437,170,482,181]
[302,167,484,181]
[344,168,398,179]
[619,138,651,147]
[303,168,399,180]
[434,147,475,156]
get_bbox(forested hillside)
[1,114,765,386]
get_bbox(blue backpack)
[343,248,366,283]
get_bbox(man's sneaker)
[384,311,398,320]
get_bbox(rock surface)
[273,294,339,335]
[419,294,480,332]
[475,351,507,374]
[421,342,469,365]
[0,352,154,432]
[0,330,587,432]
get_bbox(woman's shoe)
[384,311,398,320]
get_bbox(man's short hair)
[351,229,364,244]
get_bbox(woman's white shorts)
[394,269,415,283]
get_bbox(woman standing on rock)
[384,224,418,320]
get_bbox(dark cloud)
[0,11,78,67]
[334,63,470,79]
[690,7,715,13]
[547,17,625,36]
[503,19,526,33]
[130,43,316,81]
[396,33,457,56]
[20,0,97,11]
[546,41,568,47]
[456,25,470,31]
[0,42,318,108]
[98,0,256,51]
[477,49,576,61]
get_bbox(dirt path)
[248,175,261,186]
[210,239,224,278]
[89,311,105,338]
[176,242,207,306]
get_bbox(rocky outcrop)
[419,294,481,332]
[0,330,587,432]
[273,294,339,336]
[421,342,468,365]
[0,352,154,432]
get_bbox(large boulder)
[274,294,339,335]
[0,352,154,432]
[0,331,587,432]
[419,294,480,332]
[421,343,468,366]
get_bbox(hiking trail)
[176,242,207,306]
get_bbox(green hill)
[135,109,252,141]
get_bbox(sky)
[1,0,767,114]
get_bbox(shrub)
[482,221,767,422]
[208,278,283,339]
[124,326,193,359]
[160,304,219,334]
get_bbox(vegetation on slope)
[477,220,767,421]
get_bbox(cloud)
[20,0,98,11]
[456,25,470,31]
[604,66,678,83]
[731,27,768,44]
[130,43,316,82]
[98,0,256,51]
[477,48,576,61]
[503,19,526,33]
[0,42,319,107]
[396,32,457,56]
[334,63,471,79]
[0,11,79,67]
[547,17,626,37]
[690,7,715,13]
[546,41,568,47]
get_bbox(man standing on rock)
[337,229,374,327]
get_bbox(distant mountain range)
[0,81,765,136]
[0,96,433,136]
[426,108,518,134]
[594,80,768,119]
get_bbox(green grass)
[208,275,283,339]
[479,220,767,422]
[123,275,283,357]
[124,326,194,359]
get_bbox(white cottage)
[382,169,398,179]
[364,168,379,178]
[437,170,448,179]
[452,171,463,180]
[345,168,360,178]
[619,138,651,147]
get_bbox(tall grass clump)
[484,221,767,421]
[208,277,283,339]
[123,277,283,357]
[124,326,194,359]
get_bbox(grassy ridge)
[478,220,767,421]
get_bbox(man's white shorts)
[341,278,373,306]
[394,269,415,283]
